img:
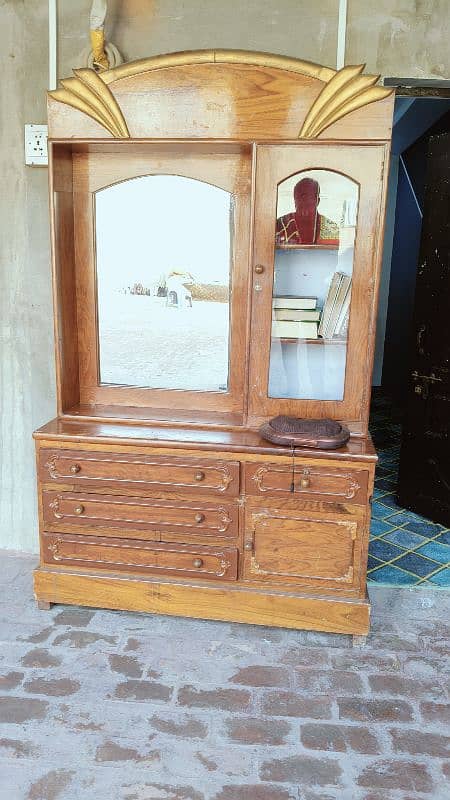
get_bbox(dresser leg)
[36,600,52,611]
[352,634,367,647]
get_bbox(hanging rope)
[87,0,123,71]
[90,0,108,70]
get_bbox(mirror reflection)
[269,169,359,401]
[95,175,232,392]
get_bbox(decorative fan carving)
[299,64,393,139]
[47,53,393,141]
[49,68,130,138]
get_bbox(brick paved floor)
[0,551,449,800]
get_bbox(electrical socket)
[24,124,48,166]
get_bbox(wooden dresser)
[33,50,394,638]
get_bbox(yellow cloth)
[90,29,109,70]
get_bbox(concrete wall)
[1,2,53,554]
[1,1,448,552]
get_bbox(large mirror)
[95,175,232,393]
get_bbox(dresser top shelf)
[34,417,377,462]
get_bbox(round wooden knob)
[254,264,264,274]
[193,558,203,568]
[244,541,253,551]
[74,505,85,515]
[195,513,205,524]
[194,471,205,482]
[70,464,81,474]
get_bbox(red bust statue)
[275,177,340,246]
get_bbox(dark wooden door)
[398,132,450,525]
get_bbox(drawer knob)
[244,541,253,551]
[194,471,205,482]
[195,513,205,524]
[70,464,81,474]
[299,469,311,489]
[74,505,85,515]
[254,264,264,274]
[193,558,203,568]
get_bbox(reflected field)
[99,294,229,392]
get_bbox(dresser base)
[33,567,370,635]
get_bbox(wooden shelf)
[274,337,347,345]
[275,244,339,251]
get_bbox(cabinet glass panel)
[95,175,232,392]
[269,169,358,401]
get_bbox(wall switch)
[24,124,48,166]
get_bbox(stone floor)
[1,553,449,799]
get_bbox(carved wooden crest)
[48,49,393,140]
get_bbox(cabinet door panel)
[248,144,387,432]
[243,508,362,589]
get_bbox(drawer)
[39,449,240,497]
[243,507,362,590]
[245,462,368,505]
[42,490,238,540]
[42,533,238,581]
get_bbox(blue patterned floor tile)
[381,470,399,481]
[393,552,441,578]
[369,539,405,562]
[428,567,450,587]
[377,452,399,464]
[376,464,399,476]
[434,531,450,546]
[416,541,450,565]
[383,528,426,550]
[368,565,419,585]
[368,393,450,587]
[375,466,396,478]
[383,510,430,526]
[373,488,389,499]
[376,494,403,513]
[402,520,445,538]
[370,518,395,537]
[375,478,398,492]
[371,501,396,520]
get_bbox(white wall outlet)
[24,124,48,166]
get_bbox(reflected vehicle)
[166,272,193,309]
[95,174,232,392]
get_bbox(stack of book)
[272,296,320,339]
[318,272,352,339]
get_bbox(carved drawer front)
[39,449,239,496]
[42,533,238,581]
[243,509,360,589]
[42,490,238,540]
[245,463,293,494]
[245,463,368,505]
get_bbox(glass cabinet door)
[249,144,386,428]
[269,169,358,401]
